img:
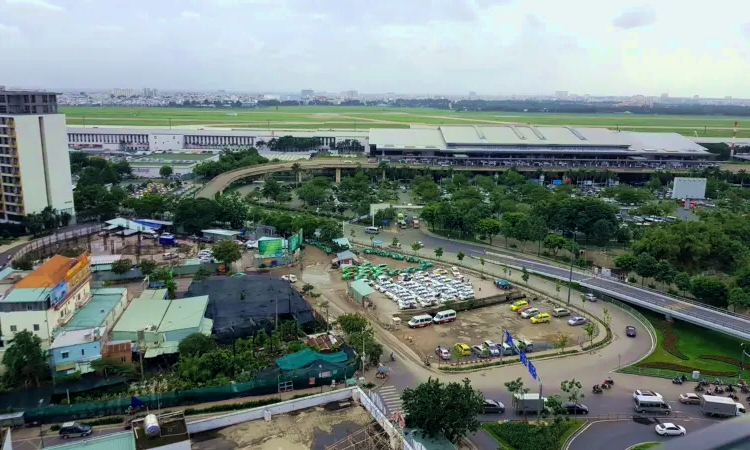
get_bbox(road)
[569,417,718,450]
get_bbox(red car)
[517,305,533,315]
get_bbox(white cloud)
[0,23,21,37]
[612,6,657,30]
[180,10,201,20]
[5,0,64,12]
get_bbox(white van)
[408,315,433,328]
[365,227,379,234]
[433,310,457,324]
[633,395,672,414]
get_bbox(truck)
[412,219,420,229]
[513,393,546,414]
[701,395,742,418]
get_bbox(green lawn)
[629,443,662,450]
[623,308,750,382]
[481,419,586,450]
[59,106,749,137]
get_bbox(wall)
[187,388,357,434]
[151,441,191,450]
[149,133,185,151]
[14,115,47,215]
[164,326,200,343]
[41,115,75,216]
[0,309,51,346]
[50,339,101,374]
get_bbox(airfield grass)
[60,106,749,137]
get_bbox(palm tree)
[377,161,389,181]
[256,139,266,149]
[291,163,302,187]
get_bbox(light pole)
[39,398,45,448]
[740,343,746,377]
[566,231,577,306]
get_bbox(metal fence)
[13,224,105,261]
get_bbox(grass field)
[622,308,750,381]
[59,106,750,137]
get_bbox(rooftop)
[56,288,126,333]
[14,255,79,289]
[50,327,103,349]
[46,431,135,450]
[349,279,374,297]
[132,412,189,450]
[2,287,52,303]
[137,289,167,301]
[90,255,123,265]
[158,295,210,332]
[112,297,169,333]
[113,294,209,334]
[202,228,240,236]
[105,218,157,233]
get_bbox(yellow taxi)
[453,343,471,356]
[510,300,529,312]
[530,312,551,324]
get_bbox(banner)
[288,234,300,253]
[258,238,284,256]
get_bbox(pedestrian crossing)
[378,385,403,414]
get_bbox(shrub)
[50,425,61,431]
[648,283,657,289]
[699,355,742,367]
[653,320,688,360]
[83,416,125,426]
[637,362,735,377]
[628,275,637,283]
[483,417,573,450]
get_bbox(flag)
[131,396,145,407]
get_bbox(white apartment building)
[0,90,75,223]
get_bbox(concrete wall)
[14,115,48,214]
[151,441,191,450]
[42,115,75,216]
[187,388,357,434]
[150,133,185,151]
[50,339,101,374]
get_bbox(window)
[10,325,16,332]
[26,305,33,311]
[0,341,4,348]
[121,357,126,362]
[33,324,40,331]
[61,351,69,359]
[81,349,85,355]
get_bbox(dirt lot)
[393,297,589,361]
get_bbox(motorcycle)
[713,378,722,386]
[715,386,725,394]
[601,383,611,390]
[694,385,705,392]
[741,385,749,394]
[746,396,750,402]
[391,352,396,362]
[728,393,739,401]
[604,377,614,385]
[698,379,708,386]
[726,385,735,392]
[672,377,683,385]
[593,385,603,394]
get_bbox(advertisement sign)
[50,279,69,307]
[288,233,300,253]
[65,254,91,290]
[258,238,284,257]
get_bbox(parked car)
[551,307,571,317]
[162,252,177,260]
[59,422,93,439]
[435,347,451,360]
[483,340,501,356]
[655,423,686,436]
[585,293,597,302]
[472,345,489,358]
[679,393,701,405]
[453,343,471,356]
[484,399,505,414]
[568,316,587,326]
[517,305,534,316]
[626,326,637,337]
[530,313,551,324]
[562,402,589,415]
[520,307,541,319]
[510,300,529,311]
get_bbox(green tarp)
[275,348,348,371]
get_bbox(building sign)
[50,279,69,307]
[65,254,91,290]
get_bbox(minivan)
[365,227,379,234]
[408,315,433,328]
[433,310,457,324]
[633,395,672,414]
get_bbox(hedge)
[636,362,735,377]
[653,320,688,360]
[699,354,742,367]
[83,416,126,426]
[440,349,580,372]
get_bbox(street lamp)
[566,230,578,306]
[39,398,45,449]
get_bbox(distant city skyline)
[2,0,749,97]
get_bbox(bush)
[628,275,637,283]
[699,354,742,367]
[648,283,657,289]
[484,417,573,450]
[83,416,125,426]
[50,425,61,431]
[653,320,688,360]
[637,362,735,377]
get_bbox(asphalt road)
[569,417,718,450]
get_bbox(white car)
[655,423,686,436]
[633,390,662,400]
[521,308,541,318]
[483,340,501,356]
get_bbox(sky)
[1,0,749,97]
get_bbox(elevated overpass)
[195,158,735,199]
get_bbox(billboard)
[672,177,707,200]
[50,279,69,307]
[258,238,284,257]
[288,229,303,253]
[65,254,91,290]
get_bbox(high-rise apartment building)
[0,89,75,223]
[143,88,158,98]
[110,88,134,97]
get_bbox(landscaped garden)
[481,418,586,450]
[622,308,750,382]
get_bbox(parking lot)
[393,296,592,362]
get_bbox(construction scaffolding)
[325,421,396,450]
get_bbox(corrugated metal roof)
[3,287,51,303]
[158,296,209,332]
[202,229,240,236]
[112,297,169,333]
[55,291,126,334]
[369,128,446,149]
[105,218,157,232]
[350,280,374,297]
[46,430,135,450]
[137,289,167,301]
[15,255,76,288]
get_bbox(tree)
[2,330,48,388]
[602,307,612,328]
[411,242,423,255]
[634,253,658,286]
[591,219,615,242]
[335,313,369,335]
[178,333,217,357]
[261,178,282,201]
[193,266,211,281]
[690,276,729,308]
[291,162,302,186]
[543,234,567,256]
[654,259,677,286]
[529,216,548,255]
[138,259,157,276]
[504,377,530,411]
[401,377,485,443]
[521,267,529,285]
[159,164,174,178]
[434,247,444,260]
[674,272,692,296]
[555,332,569,354]
[477,218,501,245]
[111,258,133,275]
[173,198,221,234]
[560,379,585,415]
[614,253,638,272]
[59,211,73,227]
[479,256,485,275]
[11,256,34,271]
[211,239,243,266]
[456,250,465,262]
[301,283,315,296]
[555,283,561,299]
[728,287,750,309]
[391,237,399,247]
[583,322,596,348]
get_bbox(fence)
[23,362,357,424]
[13,224,105,261]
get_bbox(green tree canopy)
[2,330,48,388]
[211,240,244,266]
[178,333,217,357]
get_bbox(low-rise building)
[48,327,104,376]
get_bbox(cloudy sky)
[1,0,749,97]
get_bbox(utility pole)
[537,379,543,423]
[566,232,577,306]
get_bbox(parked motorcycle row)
[689,378,750,402]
